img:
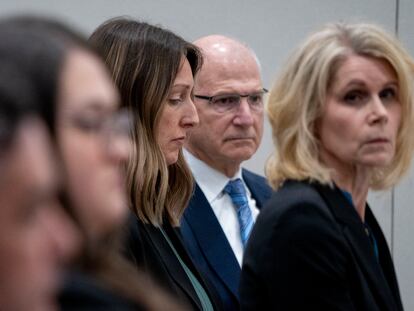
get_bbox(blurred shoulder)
[123,212,147,267]
[59,271,143,311]
[259,180,328,221]
[246,180,345,266]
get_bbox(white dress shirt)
[184,149,260,266]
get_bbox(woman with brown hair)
[89,18,221,311]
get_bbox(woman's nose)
[369,95,388,125]
[43,204,81,263]
[182,99,199,128]
[107,133,131,163]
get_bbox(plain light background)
[1,0,412,308]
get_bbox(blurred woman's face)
[317,54,401,171]
[157,57,199,165]
[57,49,130,240]
[0,118,79,311]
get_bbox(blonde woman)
[240,23,414,310]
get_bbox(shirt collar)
[184,149,243,204]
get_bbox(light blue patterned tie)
[224,178,254,248]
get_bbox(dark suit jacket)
[181,169,272,311]
[240,180,403,311]
[59,271,143,311]
[124,215,223,311]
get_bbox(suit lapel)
[242,169,272,208]
[313,182,399,310]
[365,208,403,310]
[167,222,219,302]
[184,184,241,300]
[141,223,203,309]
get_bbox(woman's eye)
[343,90,366,104]
[379,87,397,101]
[75,118,102,131]
[168,98,183,105]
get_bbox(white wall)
[393,0,414,308]
[1,0,412,308]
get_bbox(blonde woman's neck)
[330,164,371,222]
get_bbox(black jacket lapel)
[313,182,400,310]
[242,169,272,209]
[183,184,241,300]
[142,223,203,310]
[365,208,403,310]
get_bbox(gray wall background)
[1,0,412,308]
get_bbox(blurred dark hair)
[0,14,93,233]
[0,16,90,135]
[0,60,38,150]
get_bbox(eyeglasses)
[64,108,133,142]
[194,88,268,113]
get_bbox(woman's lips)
[364,137,391,148]
[172,136,186,144]
[367,137,389,144]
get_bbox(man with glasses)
[181,35,272,311]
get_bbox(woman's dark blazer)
[124,214,223,311]
[240,180,403,311]
[59,271,143,311]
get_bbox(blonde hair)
[89,18,202,226]
[266,22,414,190]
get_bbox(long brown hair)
[89,17,203,226]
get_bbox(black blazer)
[240,180,403,311]
[124,215,223,311]
[59,271,143,311]
[181,169,272,311]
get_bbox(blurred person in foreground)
[0,16,182,310]
[0,50,78,310]
[240,22,414,311]
[90,18,222,310]
[180,35,272,311]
